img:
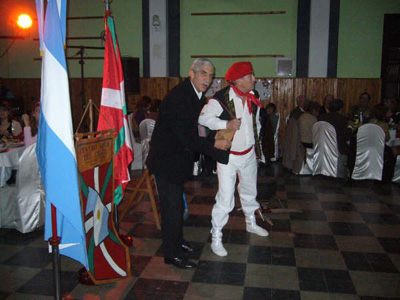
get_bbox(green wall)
[180,0,298,78]
[0,0,142,78]
[337,0,400,78]
[2,0,400,79]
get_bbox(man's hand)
[226,119,241,130]
[214,139,231,150]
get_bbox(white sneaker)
[246,223,269,236]
[211,241,228,257]
[246,216,269,237]
[210,228,228,256]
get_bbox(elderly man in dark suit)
[146,58,231,269]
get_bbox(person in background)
[288,95,306,120]
[384,97,400,125]
[350,92,371,123]
[266,102,279,134]
[319,99,352,156]
[0,101,22,140]
[199,61,269,258]
[319,94,334,117]
[139,100,161,141]
[298,101,321,148]
[21,101,40,146]
[369,103,396,183]
[133,96,152,129]
[259,102,275,171]
[146,58,231,269]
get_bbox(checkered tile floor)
[1,163,400,300]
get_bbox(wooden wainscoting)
[3,77,381,141]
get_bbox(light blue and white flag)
[36,0,88,269]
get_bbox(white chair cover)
[352,123,385,181]
[271,113,280,162]
[393,155,400,183]
[299,147,314,175]
[14,143,45,233]
[130,142,143,170]
[312,121,346,178]
[0,143,45,233]
[139,119,156,169]
[129,113,144,170]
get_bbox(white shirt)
[190,81,203,100]
[199,88,261,152]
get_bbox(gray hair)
[191,58,214,72]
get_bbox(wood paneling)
[2,77,381,137]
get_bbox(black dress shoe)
[181,241,200,253]
[164,256,197,269]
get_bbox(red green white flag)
[97,11,133,206]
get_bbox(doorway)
[381,14,400,99]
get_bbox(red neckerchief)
[230,84,262,114]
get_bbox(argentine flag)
[36,0,88,269]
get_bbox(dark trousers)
[155,175,184,259]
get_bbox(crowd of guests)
[0,100,40,147]
[281,92,400,183]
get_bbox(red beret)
[225,61,254,81]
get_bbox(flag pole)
[49,204,62,300]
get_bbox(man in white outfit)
[199,61,269,257]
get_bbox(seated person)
[22,101,40,146]
[319,99,352,156]
[0,101,22,140]
[367,103,396,183]
[139,100,161,141]
[384,97,400,125]
[266,103,279,134]
[319,94,334,117]
[288,95,306,120]
[298,101,320,148]
[259,105,275,167]
[134,96,152,127]
[350,92,371,124]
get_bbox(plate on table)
[6,142,25,148]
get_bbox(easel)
[121,169,161,230]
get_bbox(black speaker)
[121,57,140,94]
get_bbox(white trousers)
[212,148,260,231]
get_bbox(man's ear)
[188,69,194,79]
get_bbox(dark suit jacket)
[318,112,352,155]
[289,106,304,120]
[146,78,216,184]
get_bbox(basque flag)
[35,0,88,268]
[97,11,133,206]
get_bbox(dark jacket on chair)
[146,78,219,184]
[318,112,352,155]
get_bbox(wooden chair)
[120,169,161,229]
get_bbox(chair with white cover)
[392,156,400,183]
[312,121,347,178]
[299,147,314,175]
[0,143,45,233]
[271,113,280,162]
[128,113,143,170]
[352,123,385,181]
[139,119,156,169]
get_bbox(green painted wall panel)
[180,0,298,77]
[337,0,400,78]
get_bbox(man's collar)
[190,81,202,99]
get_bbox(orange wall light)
[17,14,33,29]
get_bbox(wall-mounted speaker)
[121,57,140,94]
[275,58,294,77]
